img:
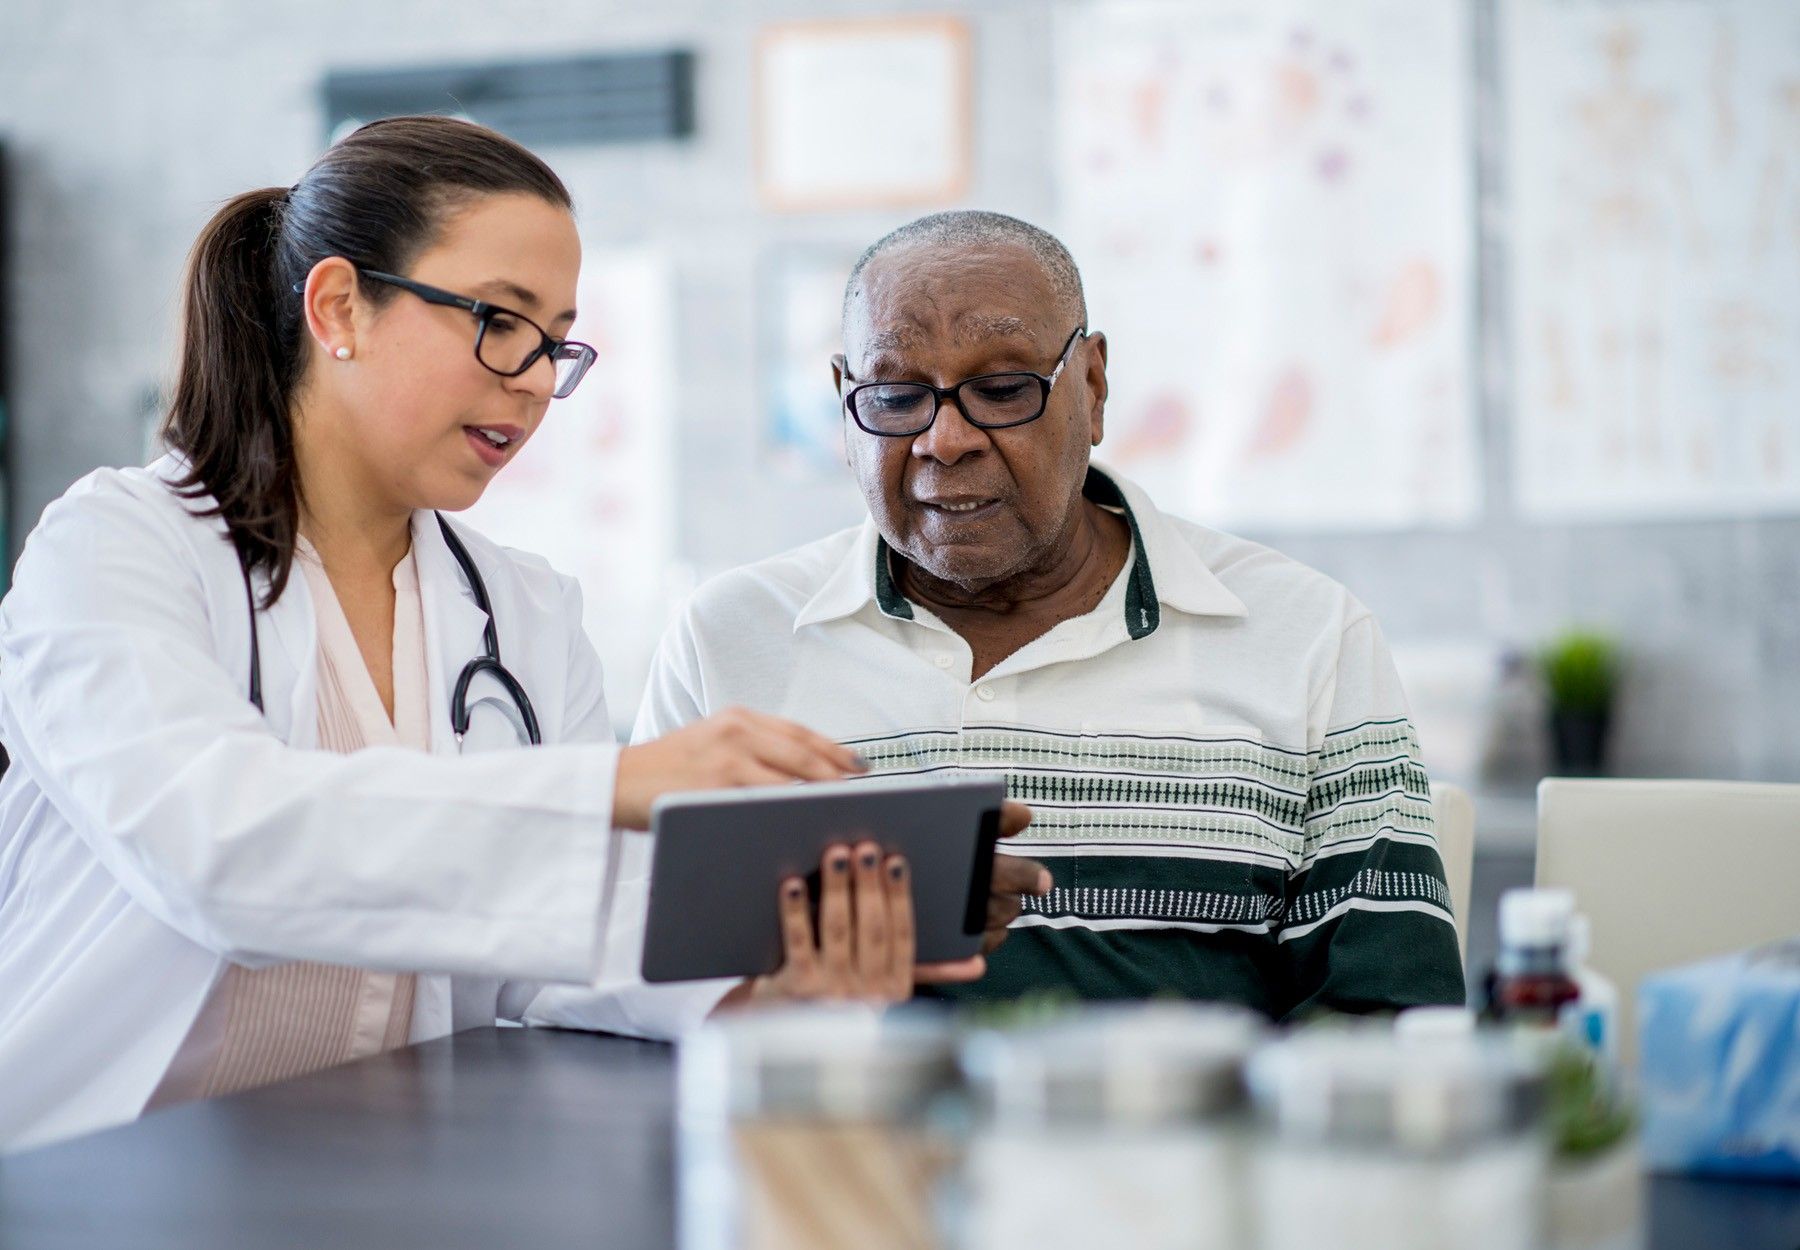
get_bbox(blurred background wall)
[0,0,1795,794]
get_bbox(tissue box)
[1638,938,1800,1179]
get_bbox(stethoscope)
[240,513,541,748]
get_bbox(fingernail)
[831,855,849,874]
[849,752,870,772]
[860,850,878,869]
[784,880,804,900]
[889,861,905,880]
[1037,869,1053,893]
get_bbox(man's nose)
[911,392,989,463]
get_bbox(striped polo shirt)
[632,463,1464,1020]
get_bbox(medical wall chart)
[1506,0,1800,521]
[1054,0,1479,531]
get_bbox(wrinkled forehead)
[843,241,1065,368]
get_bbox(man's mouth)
[918,496,1000,518]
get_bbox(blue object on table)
[1638,937,1800,1180]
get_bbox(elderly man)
[635,210,1463,1019]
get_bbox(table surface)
[1,1026,1795,1250]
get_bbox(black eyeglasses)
[314,269,598,399]
[840,326,1087,437]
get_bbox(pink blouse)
[148,537,429,1107]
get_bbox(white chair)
[1430,781,1476,962]
[1536,778,1800,1067]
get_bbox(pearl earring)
[334,346,352,361]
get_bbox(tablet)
[640,773,1008,983]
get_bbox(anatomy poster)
[1055,0,1479,530]
[1507,0,1800,520]
[461,249,678,733]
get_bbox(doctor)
[0,116,1041,1153]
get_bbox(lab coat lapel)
[145,452,319,749]
[406,514,504,1039]
[248,556,320,749]
[411,512,494,757]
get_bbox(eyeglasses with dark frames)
[296,269,598,399]
[840,325,1087,438]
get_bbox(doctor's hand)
[713,841,983,1013]
[612,708,866,830]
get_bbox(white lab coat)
[0,456,716,1153]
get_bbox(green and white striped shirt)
[633,463,1463,1020]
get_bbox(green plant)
[1538,630,1619,714]
[1545,1044,1634,1159]
[952,990,1077,1031]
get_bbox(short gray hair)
[841,209,1087,333]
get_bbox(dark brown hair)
[161,115,572,605]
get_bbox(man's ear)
[1083,331,1109,447]
[831,353,852,469]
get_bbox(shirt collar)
[1093,462,1247,622]
[793,462,1246,634]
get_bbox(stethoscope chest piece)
[241,512,542,747]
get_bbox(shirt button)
[976,684,996,701]
[934,654,954,669]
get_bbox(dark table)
[0,1028,675,1249]
[1,1027,1795,1250]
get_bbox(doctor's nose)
[508,352,559,403]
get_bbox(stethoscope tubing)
[238,513,542,746]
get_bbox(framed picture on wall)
[754,16,972,212]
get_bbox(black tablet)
[640,773,1007,983]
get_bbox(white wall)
[2,0,1795,776]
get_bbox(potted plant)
[1543,1044,1640,1250]
[1538,630,1619,776]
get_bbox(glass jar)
[1247,1028,1549,1250]
[678,1005,960,1250]
[951,1003,1263,1250]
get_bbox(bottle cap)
[962,1002,1262,1127]
[1568,912,1592,964]
[1394,1005,1477,1040]
[1499,887,1575,948]
[1248,1027,1546,1152]
[681,1004,959,1122]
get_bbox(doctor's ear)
[299,257,365,364]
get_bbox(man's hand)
[917,799,1050,981]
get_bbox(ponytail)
[163,187,301,606]
[160,117,572,607]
